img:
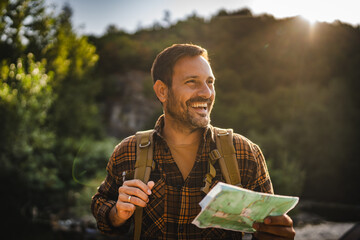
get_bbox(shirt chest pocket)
[150,177,165,199]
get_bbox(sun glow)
[300,14,320,26]
[249,0,359,27]
[300,9,338,26]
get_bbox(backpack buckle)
[209,149,221,162]
[139,140,151,148]
[217,131,229,136]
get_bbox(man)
[92,44,295,239]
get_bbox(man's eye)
[207,80,215,85]
[186,80,196,84]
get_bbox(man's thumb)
[147,181,155,190]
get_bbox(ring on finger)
[127,195,132,203]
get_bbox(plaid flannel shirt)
[91,115,273,240]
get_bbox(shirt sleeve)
[233,134,274,194]
[91,137,136,235]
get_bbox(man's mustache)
[187,97,213,105]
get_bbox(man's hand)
[109,180,155,227]
[253,214,295,240]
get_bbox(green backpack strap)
[133,129,155,240]
[202,127,241,194]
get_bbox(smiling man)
[91,44,295,240]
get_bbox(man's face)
[164,55,215,130]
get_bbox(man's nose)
[198,83,213,99]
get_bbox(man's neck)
[163,115,202,146]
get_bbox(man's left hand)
[252,214,295,240]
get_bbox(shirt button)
[177,185,182,191]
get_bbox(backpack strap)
[133,130,155,240]
[214,128,241,185]
[202,127,241,194]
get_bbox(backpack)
[132,127,241,240]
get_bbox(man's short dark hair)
[151,43,209,87]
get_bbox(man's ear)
[153,80,168,103]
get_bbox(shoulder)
[107,135,137,175]
[113,135,137,158]
[232,132,261,157]
[231,132,267,173]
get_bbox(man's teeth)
[192,103,207,108]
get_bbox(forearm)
[91,193,132,235]
[91,170,127,235]
[91,192,116,233]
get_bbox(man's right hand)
[109,180,155,227]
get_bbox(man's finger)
[123,179,152,195]
[264,214,293,226]
[118,193,147,207]
[253,224,295,238]
[118,186,149,203]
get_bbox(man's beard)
[165,90,214,130]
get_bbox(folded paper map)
[192,182,299,233]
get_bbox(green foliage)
[0,1,109,229]
[0,54,54,172]
[71,137,117,186]
[0,54,63,215]
[1,1,101,138]
[41,5,101,139]
[69,171,108,218]
[0,0,54,60]
[267,156,305,198]
[249,128,306,196]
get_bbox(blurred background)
[0,0,359,239]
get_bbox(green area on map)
[192,182,299,233]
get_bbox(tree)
[44,4,100,138]
[0,0,55,61]
[0,54,59,232]
[0,2,107,234]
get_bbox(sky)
[45,0,360,36]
